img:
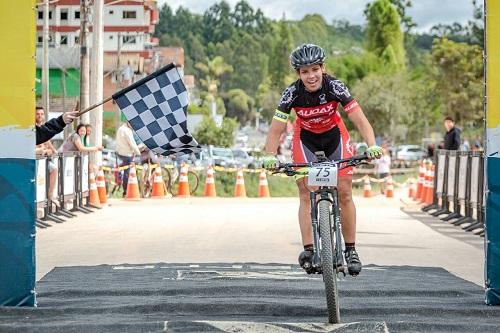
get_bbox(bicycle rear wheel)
[318,200,340,323]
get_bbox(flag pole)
[77,95,114,117]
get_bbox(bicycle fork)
[308,191,327,272]
[331,189,346,276]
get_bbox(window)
[109,10,114,15]
[123,11,136,19]
[123,35,136,44]
[60,35,68,45]
[74,10,80,19]
[37,11,43,20]
[37,35,43,44]
[60,9,68,20]
[109,35,114,39]
[74,36,80,44]
[49,11,52,19]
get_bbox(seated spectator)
[59,124,103,153]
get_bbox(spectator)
[59,124,103,153]
[374,147,391,194]
[115,122,140,196]
[35,106,78,144]
[427,143,435,159]
[83,124,92,147]
[35,107,59,202]
[443,116,461,150]
[473,136,483,151]
[461,138,470,151]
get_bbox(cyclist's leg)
[292,126,320,250]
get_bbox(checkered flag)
[112,63,201,156]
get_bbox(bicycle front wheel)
[318,200,340,324]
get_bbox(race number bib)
[308,166,338,186]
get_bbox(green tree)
[429,38,483,125]
[196,56,233,110]
[194,116,238,147]
[269,19,292,91]
[223,89,255,124]
[365,0,406,70]
[202,1,235,44]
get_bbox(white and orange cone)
[415,160,425,200]
[203,166,217,197]
[96,167,107,204]
[234,169,246,198]
[151,166,166,198]
[408,178,417,198]
[363,177,373,198]
[385,176,394,198]
[425,165,435,205]
[125,163,141,201]
[177,163,190,197]
[258,171,270,198]
[88,167,101,207]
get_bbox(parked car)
[395,145,426,167]
[232,148,256,168]
[102,149,122,168]
[198,145,238,168]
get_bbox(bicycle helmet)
[290,44,326,69]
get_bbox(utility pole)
[79,0,90,124]
[42,0,50,121]
[115,31,122,131]
[90,0,104,166]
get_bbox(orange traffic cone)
[363,177,373,198]
[96,167,107,204]
[125,163,141,201]
[420,162,431,203]
[177,163,190,197]
[151,166,166,198]
[203,166,217,197]
[385,176,394,198]
[425,165,435,204]
[88,168,101,207]
[408,178,417,198]
[234,169,246,197]
[258,171,270,198]
[415,161,425,200]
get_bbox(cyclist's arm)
[265,118,287,154]
[347,108,376,147]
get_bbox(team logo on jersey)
[319,93,327,104]
[295,104,335,118]
[279,85,296,106]
[330,80,351,98]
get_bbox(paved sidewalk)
[36,190,485,286]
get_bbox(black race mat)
[0,263,499,332]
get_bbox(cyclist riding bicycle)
[263,44,383,276]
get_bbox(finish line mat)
[0,263,499,332]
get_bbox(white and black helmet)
[290,44,326,69]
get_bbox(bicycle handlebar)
[272,154,370,176]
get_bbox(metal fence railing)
[422,149,485,236]
[35,152,96,229]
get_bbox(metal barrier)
[35,152,95,228]
[423,149,485,236]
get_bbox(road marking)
[112,265,155,270]
[163,321,389,332]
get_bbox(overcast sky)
[157,0,475,33]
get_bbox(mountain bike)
[272,152,369,324]
[163,163,200,196]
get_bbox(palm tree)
[195,56,233,117]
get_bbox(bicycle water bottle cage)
[314,151,328,162]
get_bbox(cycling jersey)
[275,74,361,134]
[275,74,359,176]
